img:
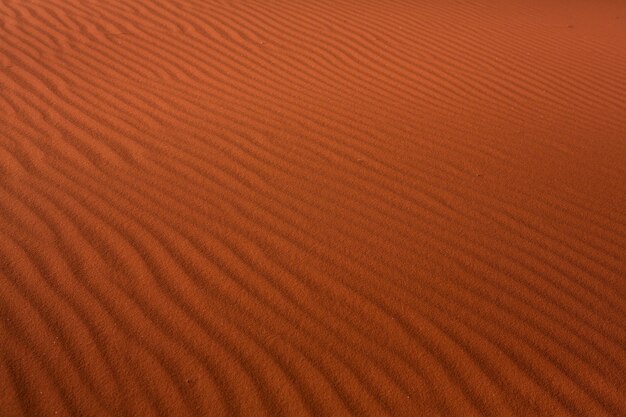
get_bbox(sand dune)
[1,0,626,416]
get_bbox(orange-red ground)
[1,1,626,416]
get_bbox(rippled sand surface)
[1,1,626,416]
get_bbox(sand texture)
[1,0,626,416]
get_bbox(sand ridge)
[1,0,626,416]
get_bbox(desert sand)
[1,0,626,416]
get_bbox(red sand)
[1,0,626,416]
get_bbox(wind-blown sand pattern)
[1,0,626,416]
